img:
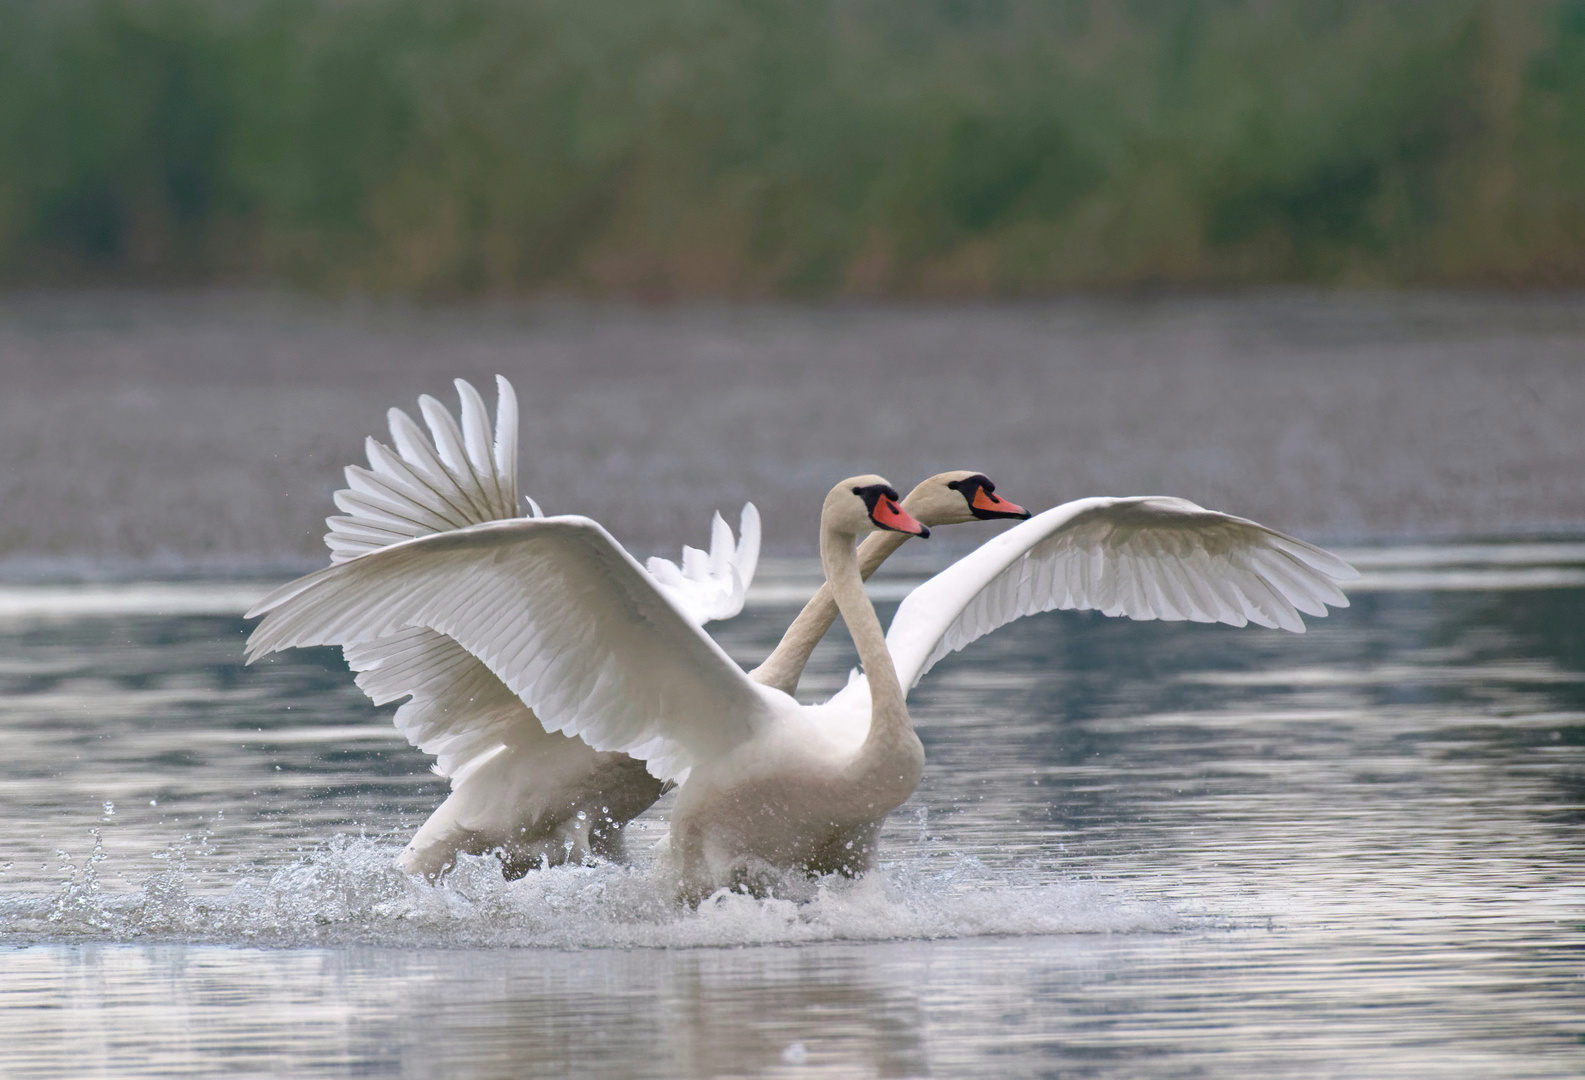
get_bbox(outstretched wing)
[342,502,758,785]
[247,517,775,782]
[325,374,759,623]
[306,375,763,790]
[326,375,526,563]
[886,497,1359,692]
[646,503,761,624]
[342,627,536,783]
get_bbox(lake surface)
[1,544,1582,1078]
[4,289,1584,567]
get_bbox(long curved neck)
[820,526,910,752]
[750,530,907,695]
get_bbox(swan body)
[246,476,935,898]
[385,467,1011,879]
[667,478,931,894]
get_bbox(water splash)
[1,832,1178,949]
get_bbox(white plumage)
[887,496,1358,692]
[261,376,760,875]
[245,377,1358,894]
[249,516,772,786]
[326,377,520,561]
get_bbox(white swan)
[246,469,1356,899]
[271,377,1023,879]
[384,469,1018,879]
[292,376,758,876]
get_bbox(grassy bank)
[2,0,1583,296]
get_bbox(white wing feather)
[886,496,1359,692]
[308,376,762,795]
[327,376,523,562]
[247,517,773,782]
[326,375,757,621]
[343,627,533,783]
[646,503,761,624]
[342,500,758,784]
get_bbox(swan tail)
[645,502,761,626]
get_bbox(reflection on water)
[1,547,1583,1077]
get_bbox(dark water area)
[2,290,1583,572]
[1,547,1582,1078]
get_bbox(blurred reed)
[1,0,1582,296]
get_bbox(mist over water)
[1,547,1582,1077]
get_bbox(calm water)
[1,546,1583,1078]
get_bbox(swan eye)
[947,474,992,500]
[851,483,900,510]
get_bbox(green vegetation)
[1,0,1582,296]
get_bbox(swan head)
[827,475,930,538]
[906,470,1031,526]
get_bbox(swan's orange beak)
[872,497,930,538]
[970,487,1031,521]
